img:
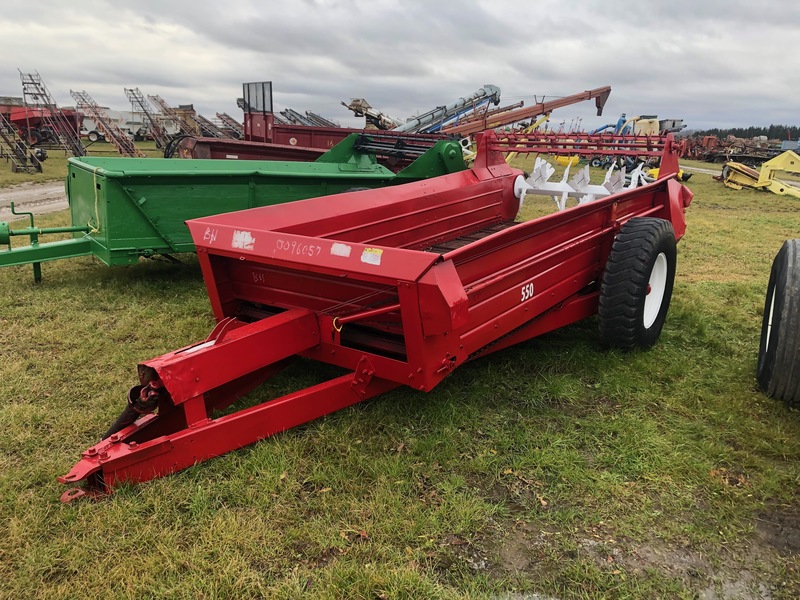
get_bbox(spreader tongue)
[58,310,330,501]
[58,445,108,502]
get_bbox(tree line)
[690,124,800,140]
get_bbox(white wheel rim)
[764,286,776,352]
[643,253,668,329]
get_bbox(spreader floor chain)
[60,131,692,501]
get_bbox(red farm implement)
[59,131,692,501]
[9,106,82,149]
[492,131,669,159]
[175,130,454,173]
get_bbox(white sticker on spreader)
[330,243,352,258]
[360,247,383,266]
[231,230,256,251]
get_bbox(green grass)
[0,140,162,188]
[1,165,799,599]
[0,150,71,188]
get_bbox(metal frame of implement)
[59,131,692,501]
[490,131,669,158]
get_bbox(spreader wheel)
[599,217,677,350]
[757,239,800,406]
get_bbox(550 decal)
[520,281,535,302]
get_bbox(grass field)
[1,158,799,599]
[0,140,162,188]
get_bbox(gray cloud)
[1,0,797,131]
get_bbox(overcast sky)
[2,0,797,132]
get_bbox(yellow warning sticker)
[360,247,383,266]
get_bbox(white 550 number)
[520,282,535,302]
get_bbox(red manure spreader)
[60,131,692,501]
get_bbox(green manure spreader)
[0,134,465,281]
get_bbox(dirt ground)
[447,506,799,599]
[0,181,67,221]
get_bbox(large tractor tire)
[757,239,800,406]
[599,217,677,350]
[25,129,42,146]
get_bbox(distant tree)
[693,125,800,140]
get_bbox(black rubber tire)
[756,239,800,406]
[26,129,42,146]
[590,157,602,168]
[599,217,677,350]
[87,131,101,143]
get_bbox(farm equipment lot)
[1,162,799,598]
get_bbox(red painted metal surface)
[179,120,449,172]
[245,111,345,146]
[488,131,669,158]
[9,106,82,135]
[243,112,447,148]
[59,132,692,500]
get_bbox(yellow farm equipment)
[718,150,800,199]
